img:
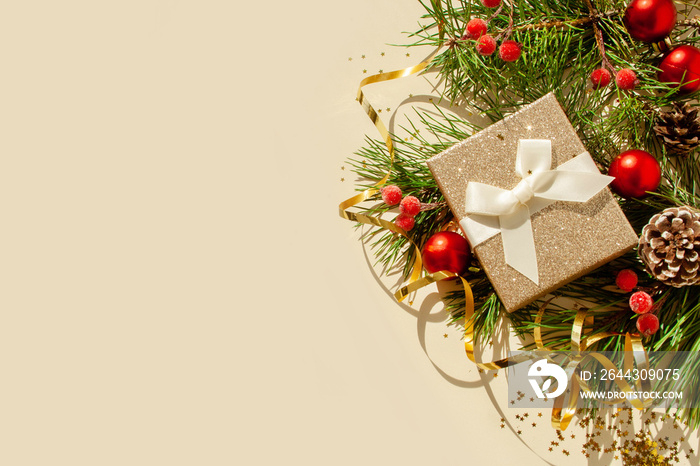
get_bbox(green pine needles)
[347,0,700,427]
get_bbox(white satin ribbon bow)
[461,139,613,284]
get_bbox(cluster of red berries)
[590,68,638,91]
[380,185,422,231]
[615,269,659,337]
[463,8,522,62]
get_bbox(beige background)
[1,1,693,465]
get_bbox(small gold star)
[500,424,505,429]
[532,423,536,427]
[386,108,391,112]
[497,133,504,140]
[523,413,529,418]
[380,52,385,56]
[378,69,383,74]
[517,430,522,435]
[348,57,352,61]
[341,178,344,182]
[341,166,345,170]
[548,447,553,452]
[538,413,542,417]
[493,373,498,378]
[408,93,413,98]
[529,397,534,402]
[406,53,410,57]
[571,434,575,439]
[377,109,382,113]
[510,400,515,405]
[527,169,533,175]
[443,333,448,338]
[363,69,367,74]
[361,54,366,59]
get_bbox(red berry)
[636,313,659,337]
[380,185,402,206]
[590,68,612,89]
[482,0,501,7]
[616,68,637,90]
[476,35,497,56]
[399,195,421,216]
[498,40,522,62]
[394,213,415,231]
[629,291,653,314]
[616,269,638,292]
[465,18,488,39]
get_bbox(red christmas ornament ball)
[636,313,659,337]
[623,0,676,43]
[482,0,501,7]
[658,45,700,94]
[422,231,471,276]
[608,150,661,198]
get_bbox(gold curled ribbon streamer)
[339,26,445,288]
[550,308,652,429]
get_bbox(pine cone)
[653,102,700,156]
[638,206,700,287]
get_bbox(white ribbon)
[461,139,613,284]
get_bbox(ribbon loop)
[462,139,613,283]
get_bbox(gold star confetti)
[532,423,536,427]
[443,334,448,338]
[517,430,522,435]
[529,397,534,402]
[386,108,391,112]
[493,373,498,378]
[478,368,484,374]
[406,53,410,57]
[348,57,352,61]
[341,166,345,170]
[548,448,553,452]
[363,69,367,74]
[408,93,413,98]
[500,424,505,429]
[381,52,385,56]
[538,413,542,417]
[361,54,366,59]
[510,400,515,405]
[571,434,575,439]
[341,178,344,182]
[378,69,383,74]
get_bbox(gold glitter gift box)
[427,93,638,312]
